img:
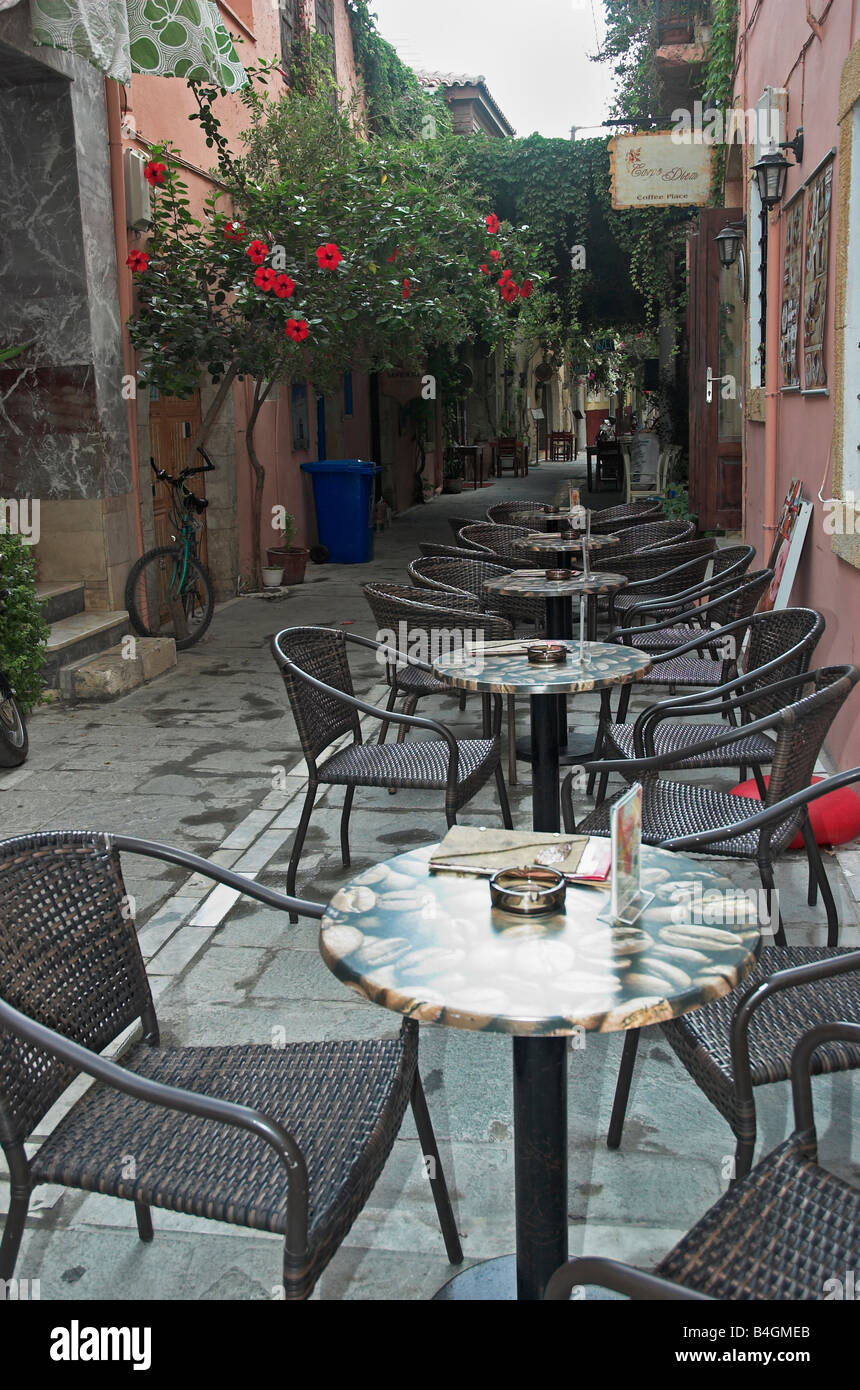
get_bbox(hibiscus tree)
[129,59,542,588]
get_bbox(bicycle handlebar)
[150,448,216,489]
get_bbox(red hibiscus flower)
[498,268,513,285]
[254,266,277,292]
[316,243,343,270]
[274,274,296,300]
[485,213,500,235]
[286,318,310,343]
[224,220,246,243]
[520,279,534,299]
[479,264,490,275]
[387,247,399,263]
[246,240,269,266]
[144,161,167,187]
[402,278,411,300]
[489,249,501,263]
[126,250,150,272]
[500,281,520,304]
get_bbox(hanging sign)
[609,133,713,209]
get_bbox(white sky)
[369,0,616,140]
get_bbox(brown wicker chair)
[486,501,550,529]
[272,626,512,919]
[589,500,664,533]
[447,515,479,544]
[616,569,772,657]
[407,556,545,633]
[613,543,756,627]
[418,542,487,561]
[565,665,860,949]
[458,523,532,567]
[546,1020,860,1298]
[0,831,462,1301]
[610,519,696,553]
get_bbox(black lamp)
[753,148,790,209]
[715,221,746,269]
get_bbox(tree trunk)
[246,378,275,592]
[182,362,240,471]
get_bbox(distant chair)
[547,431,574,462]
[459,523,532,567]
[590,500,664,533]
[493,438,527,478]
[487,501,550,529]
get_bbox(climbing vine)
[703,0,740,196]
[346,1,442,140]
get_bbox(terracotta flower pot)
[266,546,309,585]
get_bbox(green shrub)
[0,529,48,710]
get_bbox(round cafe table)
[514,532,621,571]
[482,571,632,766]
[320,843,761,1301]
[434,642,651,830]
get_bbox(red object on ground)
[730,776,860,849]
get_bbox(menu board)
[780,198,803,390]
[803,159,834,390]
[627,431,660,491]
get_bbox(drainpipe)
[105,80,146,571]
[763,205,782,549]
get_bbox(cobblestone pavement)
[3,461,858,1301]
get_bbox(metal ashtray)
[527,641,568,665]
[490,867,567,916]
[544,569,572,582]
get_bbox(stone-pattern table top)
[433,640,651,696]
[515,533,621,555]
[484,570,629,600]
[320,844,761,1036]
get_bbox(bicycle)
[125,450,216,651]
[0,587,28,768]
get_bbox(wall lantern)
[715,221,746,269]
[753,129,803,210]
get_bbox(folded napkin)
[429,827,611,883]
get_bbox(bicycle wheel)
[0,675,28,767]
[125,546,215,651]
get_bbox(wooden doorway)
[148,388,208,566]
[688,207,744,531]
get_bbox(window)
[314,0,336,75]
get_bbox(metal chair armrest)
[111,836,324,919]
[544,1256,710,1301]
[792,1022,860,1134]
[661,766,860,850]
[0,996,310,1258]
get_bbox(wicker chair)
[612,543,756,625]
[0,831,462,1301]
[589,500,664,533]
[418,542,488,561]
[407,556,546,632]
[617,569,772,656]
[593,537,716,589]
[598,607,824,790]
[447,515,479,544]
[486,502,550,529]
[565,665,860,949]
[610,519,696,554]
[546,1021,860,1298]
[458,524,532,567]
[272,626,512,917]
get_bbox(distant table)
[513,532,621,572]
[434,641,650,830]
[586,445,624,494]
[321,843,761,1301]
[452,444,488,491]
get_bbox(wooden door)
[688,207,743,531]
[148,389,208,567]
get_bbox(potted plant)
[442,454,464,495]
[262,566,285,590]
[266,510,309,586]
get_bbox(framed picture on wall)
[759,481,814,612]
[802,157,834,393]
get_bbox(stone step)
[59,637,177,703]
[35,581,86,625]
[43,610,130,687]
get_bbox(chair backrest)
[447,515,478,543]
[710,544,756,584]
[459,523,530,564]
[487,502,549,527]
[362,582,512,644]
[0,831,154,1147]
[418,542,486,561]
[741,608,825,718]
[766,667,860,825]
[273,626,361,764]
[705,569,772,630]
[408,556,511,602]
[590,500,664,533]
[595,538,717,591]
[614,520,696,553]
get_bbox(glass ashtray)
[527,642,568,665]
[490,867,567,916]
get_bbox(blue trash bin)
[301,460,382,565]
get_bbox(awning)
[28,0,247,90]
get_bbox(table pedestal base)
[432,1254,518,1301]
[516,733,598,766]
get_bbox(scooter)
[0,588,28,767]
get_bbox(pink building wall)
[736,1,860,768]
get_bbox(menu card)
[429,827,611,883]
[601,784,655,925]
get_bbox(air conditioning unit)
[124,149,152,232]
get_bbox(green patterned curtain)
[29,0,247,90]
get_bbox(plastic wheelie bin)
[301,460,382,564]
